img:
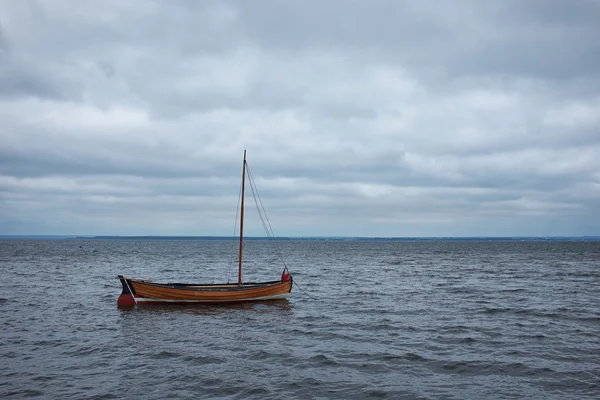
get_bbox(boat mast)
[238,150,246,287]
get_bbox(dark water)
[1,239,599,399]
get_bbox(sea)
[1,238,599,399]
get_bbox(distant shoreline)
[1,235,599,241]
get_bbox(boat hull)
[118,275,292,306]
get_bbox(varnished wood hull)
[118,275,292,305]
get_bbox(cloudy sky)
[1,0,599,237]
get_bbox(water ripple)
[1,239,599,399]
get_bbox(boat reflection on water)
[118,299,295,315]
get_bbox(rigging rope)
[246,163,291,275]
[231,159,317,300]
[293,280,318,300]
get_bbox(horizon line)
[1,234,599,240]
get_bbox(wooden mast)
[238,150,246,287]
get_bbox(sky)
[1,0,599,237]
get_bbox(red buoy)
[117,293,137,308]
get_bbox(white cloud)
[1,0,599,236]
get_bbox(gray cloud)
[1,0,599,236]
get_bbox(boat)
[117,150,292,307]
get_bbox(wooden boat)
[117,150,292,307]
